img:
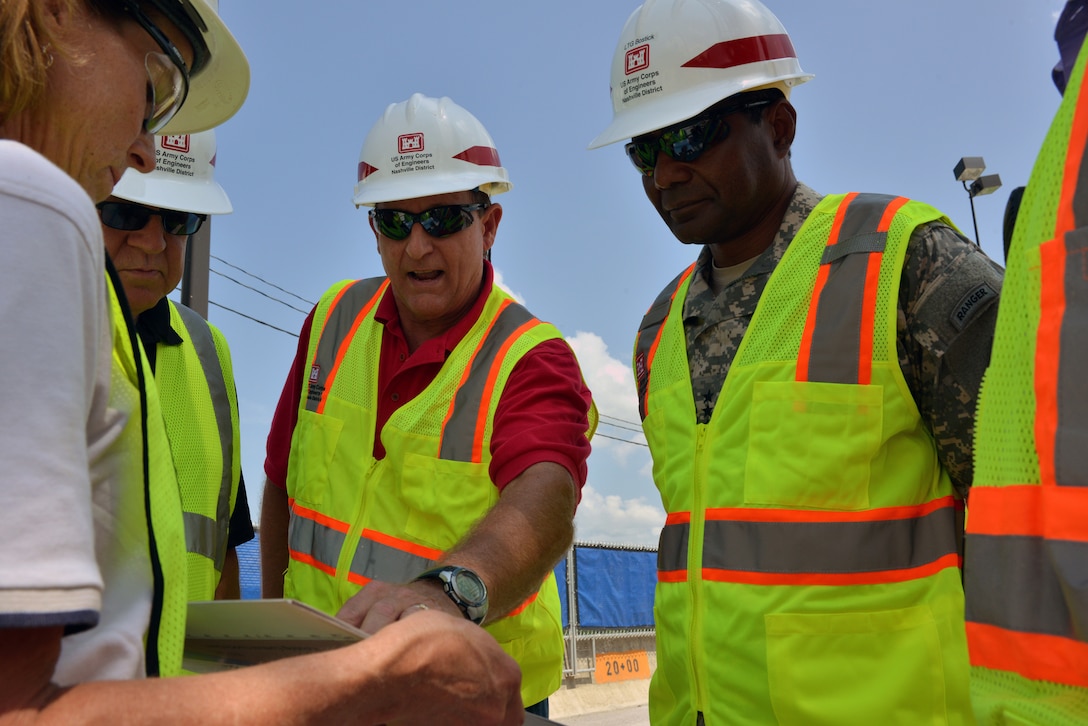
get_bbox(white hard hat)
[112,130,232,214]
[353,93,512,207]
[148,0,250,135]
[588,0,813,148]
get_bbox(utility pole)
[181,219,211,319]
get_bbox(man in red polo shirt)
[260,93,595,719]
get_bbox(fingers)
[361,596,437,635]
[337,580,461,634]
[397,603,430,620]
[335,583,381,628]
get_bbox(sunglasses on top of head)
[97,200,206,236]
[369,203,490,241]
[120,0,191,133]
[625,97,774,176]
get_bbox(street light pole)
[962,180,980,244]
[953,157,1002,247]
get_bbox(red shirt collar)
[373,261,495,358]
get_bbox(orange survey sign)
[594,650,651,683]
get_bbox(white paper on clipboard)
[183,598,366,673]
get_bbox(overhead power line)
[597,415,643,433]
[209,300,299,338]
[211,254,315,306]
[593,431,648,447]
[211,267,311,315]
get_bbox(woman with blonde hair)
[0,3,524,724]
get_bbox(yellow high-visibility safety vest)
[635,194,973,725]
[966,34,1088,725]
[106,272,188,678]
[285,277,597,707]
[155,301,241,602]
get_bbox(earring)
[42,43,54,69]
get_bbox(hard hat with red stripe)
[353,94,512,206]
[588,0,813,149]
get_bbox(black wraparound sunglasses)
[369,203,489,241]
[625,98,773,176]
[98,201,206,236]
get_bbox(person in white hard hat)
[589,0,1004,724]
[260,92,597,719]
[102,130,254,604]
[1,1,523,722]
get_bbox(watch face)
[451,570,486,605]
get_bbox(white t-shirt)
[0,141,152,683]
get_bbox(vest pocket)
[745,381,882,510]
[289,409,344,508]
[765,605,947,725]
[399,452,496,548]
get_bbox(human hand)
[337,579,464,635]
[365,609,523,726]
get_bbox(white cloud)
[564,331,662,548]
[492,267,526,305]
[567,331,647,468]
[574,485,664,548]
[566,331,638,421]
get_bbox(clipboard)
[183,598,366,672]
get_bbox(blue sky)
[194,0,1069,547]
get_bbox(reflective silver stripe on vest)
[349,536,436,583]
[181,511,218,566]
[439,301,537,462]
[635,267,692,420]
[1053,119,1088,485]
[305,278,387,413]
[700,507,960,575]
[966,533,1088,639]
[657,519,689,573]
[804,194,895,384]
[1055,226,1088,487]
[287,513,346,573]
[173,303,232,570]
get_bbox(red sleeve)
[489,338,593,503]
[263,309,315,490]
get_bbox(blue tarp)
[572,546,656,629]
[555,557,569,628]
[238,536,261,600]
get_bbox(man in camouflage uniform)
[589,0,1003,723]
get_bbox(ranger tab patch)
[950,282,998,331]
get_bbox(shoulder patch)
[950,282,998,331]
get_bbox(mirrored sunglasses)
[122,1,190,133]
[97,201,206,236]
[369,203,489,241]
[625,99,772,176]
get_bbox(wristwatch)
[415,565,488,624]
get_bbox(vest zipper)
[691,424,709,714]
